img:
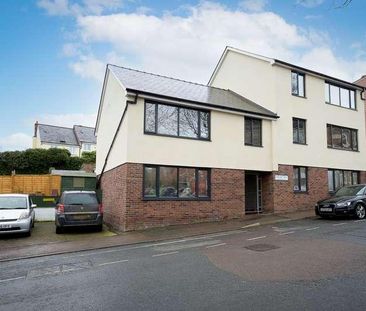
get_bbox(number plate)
[320,207,332,212]
[0,224,12,229]
[73,215,91,220]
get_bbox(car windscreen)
[63,193,99,205]
[335,185,366,197]
[0,197,28,209]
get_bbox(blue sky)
[0,0,365,151]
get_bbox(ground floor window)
[328,169,359,192]
[293,166,308,192]
[143,165,210,199]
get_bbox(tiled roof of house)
[37,124,96,145]
[108,65,278,118]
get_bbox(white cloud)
[0,133,32,152]
[37,0,123,16]
[37,113,97,128]
[239,0,267,12]
[296,0,325,8]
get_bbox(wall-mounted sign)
[275,174,288,181]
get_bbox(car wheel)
[96,224,103,232]
[32,220,35,228]
[355,204,366,220]
[25,229,31,237]
[56,226,63,234]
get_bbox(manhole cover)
[244,244,280,252]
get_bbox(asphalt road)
[1,217,366,311]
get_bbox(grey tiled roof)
[74,126,97,144]
[109,65,278,118]
[38,124,78,145]
[38,124,96,145]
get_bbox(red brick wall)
[102,163,245,231]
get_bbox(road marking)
[354,219,365,223]
[247,236,266,241]
[279,231,295,235]
[206,243,227,249]
[242,222,260,229]
[62,267,84,273]
[152,251,178,257]
[98,260,129,267]
[333,222,347,226]
[306,227,319,231]
[0,276,25,283]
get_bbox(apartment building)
[33,122,96,157]
[95,47,366,231]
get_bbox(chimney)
[34,121,38,137]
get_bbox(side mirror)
[31,204,37,208]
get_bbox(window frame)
[144,101,211,141]
[327,169,359,193]
[324,82,357,110]
[142,164,211,201]
[292,117,307,145]
[244,117,262,147]
[293,166,308,193]
[326,124,358,151]
[291,71,306,98]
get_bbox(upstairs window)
[291,71,305,97]
[325,83,356,110]
[245,117,262,147]
[293,118,306,144]
[327,124,358,151]
[144,101,210,140]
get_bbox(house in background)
[32,122,96,157]
[95,47,366,232]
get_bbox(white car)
[0,194,36,236]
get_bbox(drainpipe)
[96,93,139,189]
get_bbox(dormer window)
[325,82,356,110]
[291,71,305,97]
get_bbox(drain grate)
[244,243,280,252]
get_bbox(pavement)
[0,210,314,262]
[1,215,366,310]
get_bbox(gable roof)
[209,46,363,90]
[36,124,96,146]
[108,65,278,119]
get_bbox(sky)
[0,0,365,151]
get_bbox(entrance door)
[245,174,262,213]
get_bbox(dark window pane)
[334,170,343,190]
[179,108,199,138]
[352,172,359,185]
[332,126,342,148]
[200,112,209,139]
[344,171,352,186]
[245,119,252,144]
[178,168,196,198]
[298,74,304,97]
[330,85,340,105]
[328,170,334,192]
[293,167,300,191]
[325,83,330,103]
[327,125,332,147]
[252,119,261,146]
[352,130,358,150]
[298,119,306,143]
[159,167,178,197]
[144,167,157,197]
[340,88,350,108]
[293,119,298,143]
[300,167,307,191]
[145,103,156,133]
[198,170,209,197]
[157,104,178,136]
[291,72,298,95]
[341,128,351,149]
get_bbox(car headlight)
[337,201,352,208]
[18,211,30,220]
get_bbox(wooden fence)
[0,175,61,196]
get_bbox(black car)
[315,184,366,219]
[55,191,103,234]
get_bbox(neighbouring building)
[33,122,96,157]
[95,47,366,231]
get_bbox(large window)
[293,118,306,144]
[325,83,356,110]
[327,124,358,151]
[293,167,308,192]
[291,71,305,97]
[143,165,210,200]
[245,117,262,147]
[328,169,359,192]
[144,102,210,140]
